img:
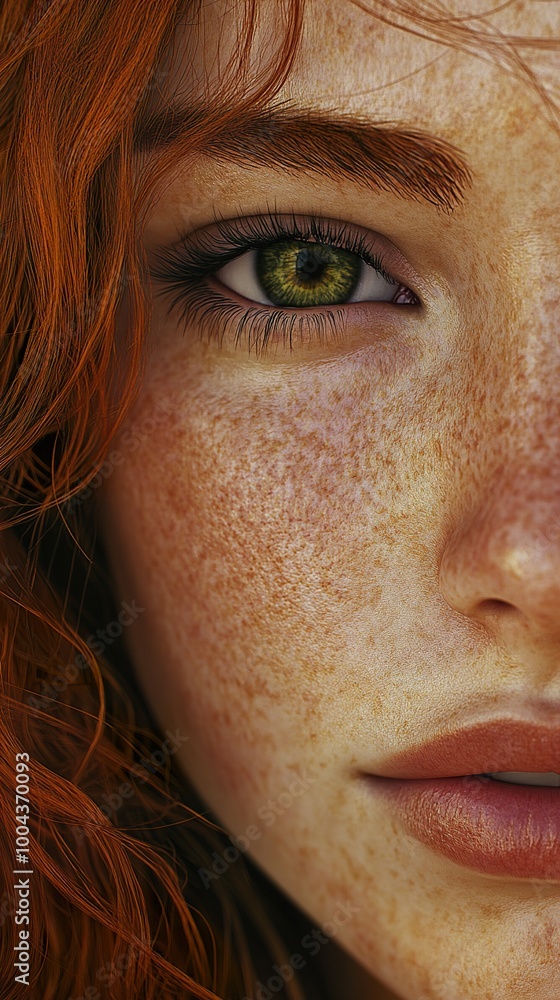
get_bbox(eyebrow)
[133,102,473,214]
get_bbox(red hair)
[0,1,556,997]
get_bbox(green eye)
[256,239,361,307]
[215,238,400,308]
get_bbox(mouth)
[482,770,560,786]
[361,718,560,880]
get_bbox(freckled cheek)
[153,406,373,619]
[177,675,286,812]
[101,388,386,807]
[106,386,428,841]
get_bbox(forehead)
[162,1,560,162]
[167,0,560,115]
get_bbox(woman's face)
[98,2,560,998]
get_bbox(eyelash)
[148,210,420,356]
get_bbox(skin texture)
[98,2,560,998]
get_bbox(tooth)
[486,771,560,787]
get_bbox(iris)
[255,239,361,307]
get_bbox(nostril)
[479,598,514,615]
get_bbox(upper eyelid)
[179,212,393,263]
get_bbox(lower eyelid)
[162,274,423,360]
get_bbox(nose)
[438,465,560,660]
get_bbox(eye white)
[214,248,398,306]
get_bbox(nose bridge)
[435,219,560,647]
[489,226,560,464]
[479,307,560,554]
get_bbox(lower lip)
[366,774,560,879]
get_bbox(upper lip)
[368,719,560,778]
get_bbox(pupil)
[295,247,327,282]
